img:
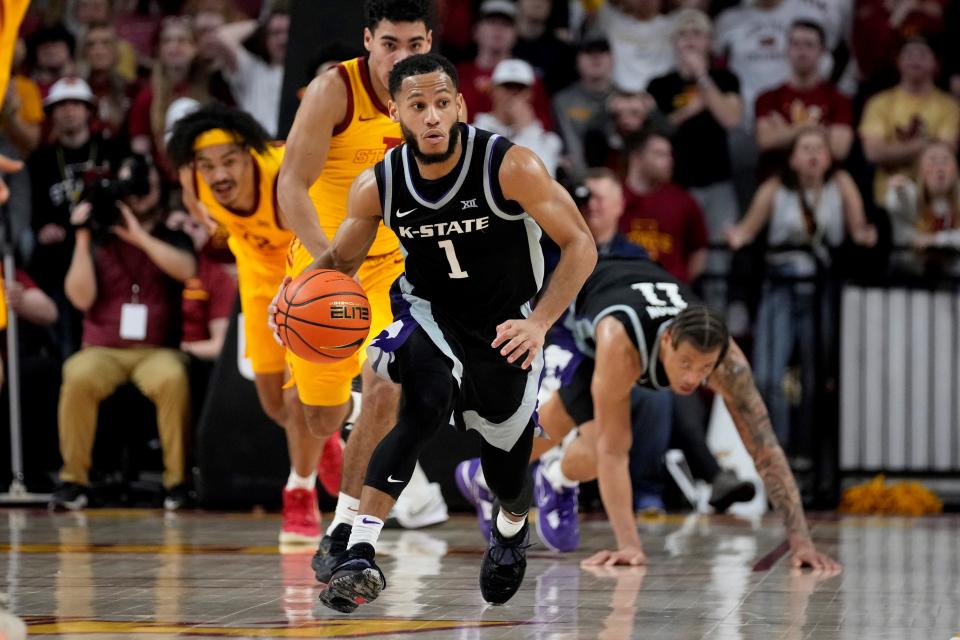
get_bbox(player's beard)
[401,121,461,165]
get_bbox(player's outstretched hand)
[267,276,292,345]
[491,317,548,369]
[580,545,647,568]
[788,539,842,575]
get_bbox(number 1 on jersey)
[438,239,469,279]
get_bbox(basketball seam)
[283,323,365,355]
[283,291,370,308]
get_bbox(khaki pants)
[58,346,189,489]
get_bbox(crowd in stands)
[2,0,959,510]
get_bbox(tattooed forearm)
[708,341,811,542]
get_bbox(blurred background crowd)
[2,0,958,512]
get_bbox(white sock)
[347,514,384,550]
[544,458,578,489]
[326,492,359,534]
[496,509,526,539]
[286,469,316,490]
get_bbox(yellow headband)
[193,129,240,151]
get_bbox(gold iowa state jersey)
[309,56,401,257]
[195,144,292,273]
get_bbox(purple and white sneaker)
[534,463,579,552]
[454,458,493,541]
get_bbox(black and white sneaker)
[319,542,386,614]
[49,482,90,511]
[312,523,351,583]
[479,518,529,605]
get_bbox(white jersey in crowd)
[596,3,674,93]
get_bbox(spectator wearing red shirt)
[755,20,853,178]
[620,131,708,284]
[50,154,196,512]
[455,0,553,129]
[165,210,235,360]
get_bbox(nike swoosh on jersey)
[358,115,378,121]
[387,475,405,483]
[395,208,417,218]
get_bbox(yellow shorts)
[285,239,404,406]
[236,255,287,375]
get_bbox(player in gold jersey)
[276,0,435,580]
[167,104,340,546]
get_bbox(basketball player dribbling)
[279,52,598,611]
[276,0,437,581]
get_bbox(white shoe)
[391,482,449,529]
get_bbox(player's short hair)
[388,53,459,98]
[669,305,730,363]
[789,19,826,47]
[365,0,432,32]
[165,103,272,169]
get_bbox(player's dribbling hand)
[580,546,647,568]
[788,539,842,575]
[267,276,292,345]
[492,317,548,369]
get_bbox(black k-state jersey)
[570,257,700,390]
[374,124,545,326]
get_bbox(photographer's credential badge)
[120,284,148,340]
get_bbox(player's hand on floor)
[268,276,292,345]
[492,318,548,369]
[788,540,842,575]
[581,545,647,568]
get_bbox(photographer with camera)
[27,76,125,357]
[49,153,197,512]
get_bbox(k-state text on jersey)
[397,216,490,239]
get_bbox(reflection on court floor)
[2,510,959,639]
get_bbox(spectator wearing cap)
[647,8,740,286]
[860,37,960,205]
[26,24,77,98]
[755,20,852,178]
[512,0,577,95]
[588,0,674,93]
[27,76,127,357]
[456,0,553,129]
[474,58,563,176]
[552,37,614,179]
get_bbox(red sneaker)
[280,487,321,545]
[318,435,343,497]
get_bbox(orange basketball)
[274,269,371,363]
